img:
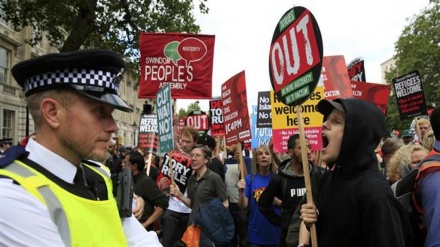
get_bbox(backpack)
[395,153,440,247]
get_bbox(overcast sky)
[176,0,430,113]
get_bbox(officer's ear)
[41,98,63,129]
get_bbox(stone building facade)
[0,18,153,147]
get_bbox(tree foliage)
[385,0,440,133]
[0,0,209,76]
[177,101,201,117]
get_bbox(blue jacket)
[195,197,234,247]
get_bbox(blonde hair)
[387,144,428,183]
[417,118,431,127]
[386,144,412,183]
[421,130,435,151]
[251,145,277,175]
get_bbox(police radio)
[116,161,133,218]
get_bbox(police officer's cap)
[0,138,13,145]
[12,49,132,112]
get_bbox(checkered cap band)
[23,68,120,94]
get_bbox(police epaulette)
[0,146,27,168]
[81,159,102,167]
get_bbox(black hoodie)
[315,98,412,247]
[258,158,322,247]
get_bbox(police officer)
[0,138,13,155]
[0,50,162,246]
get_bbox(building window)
[0,47,10,84]
[2,109,15,139]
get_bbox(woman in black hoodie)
[300,98,412,247]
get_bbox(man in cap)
[401,129,415,145]
[198,134,225,182]
[0,138,13,155]
[299,98,411,247]
[0,50,161,246]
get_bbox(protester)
[104,139,121,174]
[159,126,198,247]
[387,143,428,196]
[408,145,429,170]
[125,151,168,231]
[170,144,228,246]
[401,129,415,145]
[108,139,120,160]
[0,50,161,246]
[268,137,290,167]
[224,143,252,247]
[237,145,280,246]
[386,144,413,183]
[299,98,411,247]
[413,106,440,247]
[417,118,431,143]
[258,134,322,247]
[379,138,404,179]
[198,134,225,181]
[214,136,226,163]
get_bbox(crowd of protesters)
[0,49,439,247]
[2,98,439,247]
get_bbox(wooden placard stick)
[296,105,318,247]
[237,142,246,180]
[168,150,174,185]
[145,152,153,176]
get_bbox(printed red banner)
[321,55,353,100]
[221,71,251,146]
[139,33,215,99]
[351,81,391,114]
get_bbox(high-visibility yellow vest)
[0,160,128,247]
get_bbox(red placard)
[351,81,391,114]
[185,110,210,135]
[139,33,215,99]
[321,55,353,100]
[221,71,251,146]
[269,7,323,106]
